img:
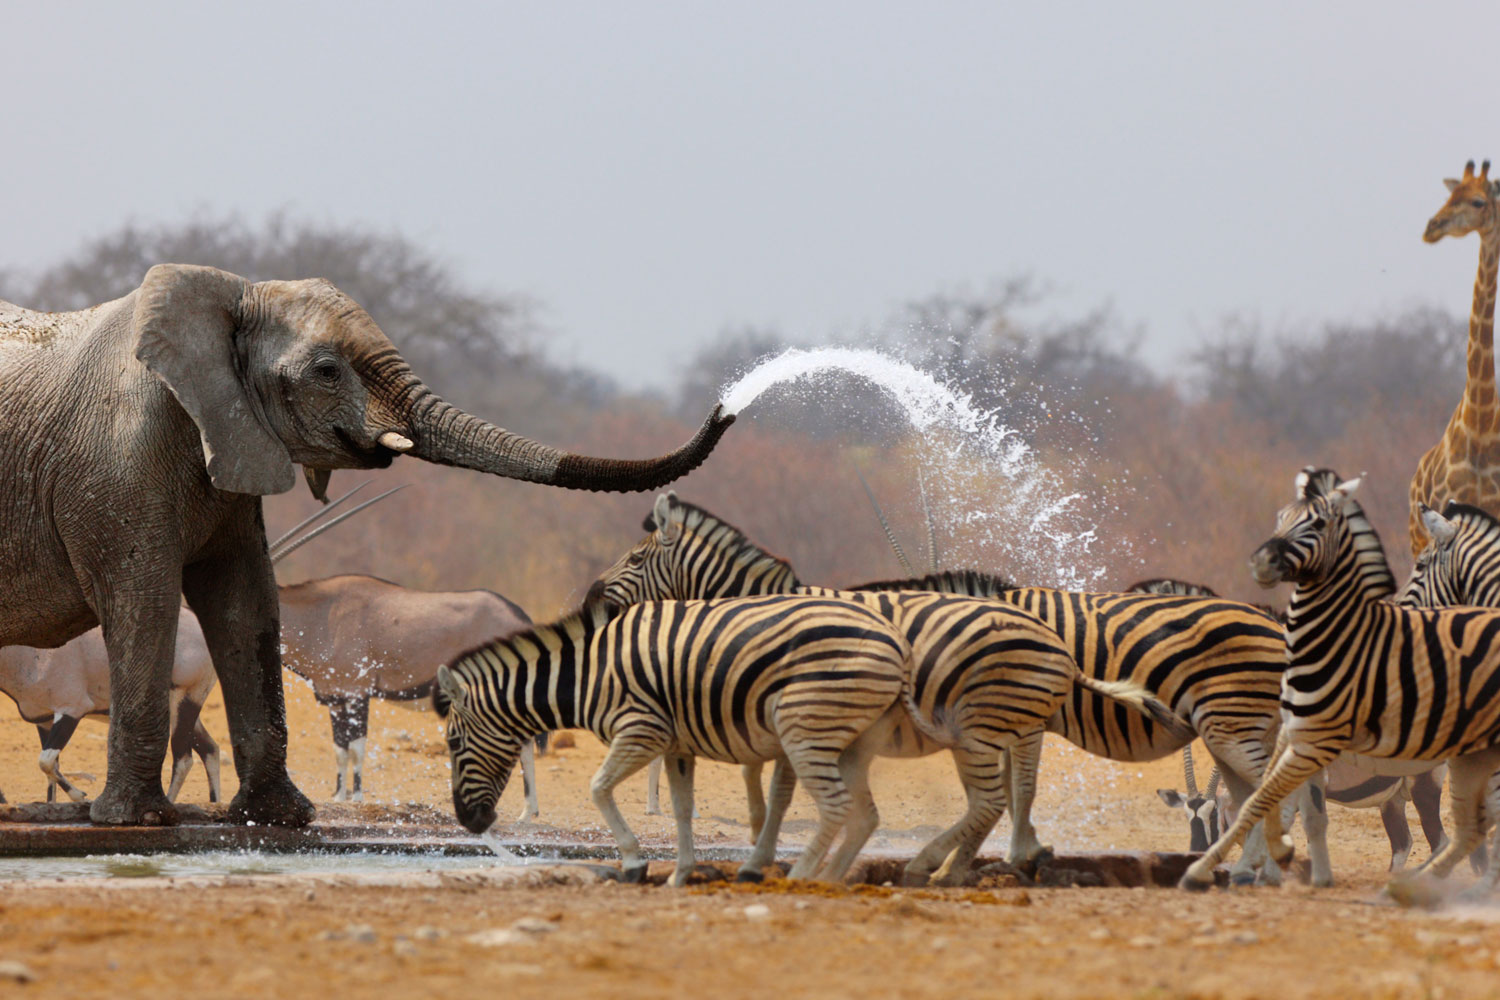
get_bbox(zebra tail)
[1075,674,1196,742]
[899,677,962,748]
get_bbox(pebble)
[512,917,558,936]
[413,926,444,942]
[743,904,772,921]
[392,940,418,958]
[0,961,36,983]
[466,928,533,948]
[346,925,377,944]
[1230,931,1259,945]
[1128,936,1160,948]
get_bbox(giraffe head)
[1424,159,1500,243]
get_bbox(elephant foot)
[90,783,178,827]
[228,775,316,828]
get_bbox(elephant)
[0,263,733,827]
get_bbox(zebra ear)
[1422,505,1458,546]
[434,665,466,716]
[654,491,684,544]
[1332,475,1363,501]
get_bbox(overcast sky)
[4,2,1492,392]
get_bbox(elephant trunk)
[366,361,734,493]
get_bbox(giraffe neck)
[1461,222,1500,437]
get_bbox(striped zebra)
[592,492,1302,885]
[1132,577,1456,873]
[434,595,910,886]
[1180,470,1500,891]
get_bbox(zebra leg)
[814,711,897,883]
[744,762,767,844]
[191,721,222,804]
[589,732,670,882]
[1380,795,1414,872]
[738,758,796,882]
[1419,749,1500,881]
[1472,771,1500,895]
[38,715,86,803]
[1209,753,1276,886]
[166,697,206,802]
[1005,730,1048,864]
[1180,739,1336,891]
[919,745,1009,887]
[1297,777,1333,887]
[514,740,539,822]
[782,743,858,880]
[645,757,662,815]
[663,753,698,888]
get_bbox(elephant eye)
[309,359,342,384]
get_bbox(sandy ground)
[2,676,1500,999]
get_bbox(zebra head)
[1400,502,1500,607]
[588,492,691,606]
[1249,468,1362,587]
[589,492,798,605]
[433,662,526,834]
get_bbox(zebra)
[591,492,1306,885]
[1131,577,1456,873]
[1180,470,1500,892]
[1394,499,1500,878]
[433,594,913,886]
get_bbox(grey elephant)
[0,264,733,827]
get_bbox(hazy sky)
[5,2,1493,393]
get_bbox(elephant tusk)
[378,431,414,453]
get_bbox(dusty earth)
[2,677,1500,999]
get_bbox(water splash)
[481,828,527,864]
[718,346,1129,588]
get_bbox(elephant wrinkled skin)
[0,264,733,827]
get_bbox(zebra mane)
[1340,497,1397,601]
[648,499,801,584]
[449,598,618,681]
[1438,501,1500,533]
[848,568,1016,596]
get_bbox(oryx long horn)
[917,465,940,572]
[270,485,408,563]
[855,464,914,575]
[268,481,373,552]
[1204,767,1222,799]
[1181,745,1200,798]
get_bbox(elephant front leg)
[91,591,182,826]
[183,513,313,828]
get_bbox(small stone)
[392,940,418,958]
[346,924,377,944]
[413,926,444,942]
[1128,935,1160,948]
[511,917,557,935]
[794,901,811,910]
[304,889,316,902]
[743,904,772,921]
[1231,931,1259,945]
[466,928,532,947]
[0,960,36,983]
[1088,928,1112,941]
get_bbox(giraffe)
[1409,159,1500,558]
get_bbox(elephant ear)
[133,264,296,496]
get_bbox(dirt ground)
[3,678,1500,999]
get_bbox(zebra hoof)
[621,863,649,884]
[1178,872,1214,893]
[735,868,765,884]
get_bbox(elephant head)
[132,264,734,497]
